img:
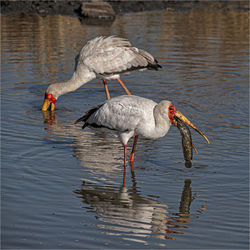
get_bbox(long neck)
[152,104,171,138]
[51,64,96,98]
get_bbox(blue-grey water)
[1,7,249,249]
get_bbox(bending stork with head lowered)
[42,36,161,111]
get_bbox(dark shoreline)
[1,0,249,17]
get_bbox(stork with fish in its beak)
[75,95,210,172]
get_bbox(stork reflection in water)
[74,178,207,242]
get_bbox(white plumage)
[42,36,161,111]
[75,95,210,169]
[75,95,173,168]
[80,36,157,77]
[77,95,171,144]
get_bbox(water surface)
[1,8,249,249]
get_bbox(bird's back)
[75,36,130,68]
[75,36,161,77]
[76,95,158,134]
[79,36,131,59]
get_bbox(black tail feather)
[75,103,104,128]
[147,59,162,71]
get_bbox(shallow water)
[1,8,249,249]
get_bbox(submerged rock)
[81,1,115,20]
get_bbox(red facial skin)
[45,93,56,105]
[168,104,176,124]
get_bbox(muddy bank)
[1,0,249,17]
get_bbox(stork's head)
[42,84,60,111]
[42,93,56,111]
[168,103,210,144]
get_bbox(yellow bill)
[42,93,56,111]
[175,110,210,144]
[42,98,51,111]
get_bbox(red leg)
[103,80,111,100]
[117,78,132,95]
[130,162,137,188]
[129,135,138,163]
[123,144,127,187]
[130,162,135,177]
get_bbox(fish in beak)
[174,116,193,168]
[168,104,210,144]
[42,93,56,111]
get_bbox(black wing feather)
[100,60,162,77]
[75,103,104,129]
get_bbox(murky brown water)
[1,7,249,249]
